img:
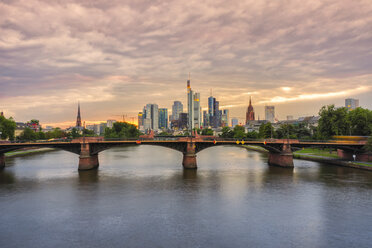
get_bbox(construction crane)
[111,114,136,124]
[112,114,127,122]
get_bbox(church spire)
[246,96,255,124]
[76,102,82,128]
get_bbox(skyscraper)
[345,98,359,111]
[193,92,201,128]
[137,112,143,127]
[231,118,239,128]
[158,108,168,129]
[208,96,221,128]
[245,97,255,124]
[171,101,183,121]
[203,110,209,127]
[76,102,82,129]
[221,109,229,127]
[265,106,275,122]
[144,104,159,131]
[187,75,201,130]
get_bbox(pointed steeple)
[246,96,255,124]
[76,102,82,128]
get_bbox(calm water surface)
[0,146,372,248]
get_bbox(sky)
[1,0,371,127]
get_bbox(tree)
[70,128,81,138]
[201,128,214,135]
[104,122,140,139]
[365,136,372,153]
[83,129,95,136]
[0,116,16,140]
[158,131,171,136]
[259,122,274,138]
[29,119,39,125]
[37,131,46,140]
[318,105,350,138]
[219,127,234,138]
[347,107,372,136]
[19,127,37,141]
[233,125,246,139]
[246,130,259,139]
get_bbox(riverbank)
[243,145,372,171]
[5,148,56,158]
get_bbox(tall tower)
[76,102,82,128]
[246,97,255,124]
[187,73,194,130]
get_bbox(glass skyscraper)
[158,108,168,129]
[171,101,183,121]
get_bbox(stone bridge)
[0,138,368,170]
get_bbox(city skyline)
[1,1,372,127]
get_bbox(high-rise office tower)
[187,75,201,130]
[265,106,275,122]
[221,109,229,127]
[345,98,359,111]
[203,110,209,127]
[158,108,168,129]
[137,112,143,127]
[179,113,189,129]
[245,97,255,124]
[193,92,201,129]
[208,96,221,128]
[171,101,183,121]
[144,104,159,131]
[231,118,239,128]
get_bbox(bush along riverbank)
[5,148,56,158]
[243,146,372,171]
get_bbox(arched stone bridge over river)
[0,137,368,170]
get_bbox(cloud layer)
[1,0,372,126]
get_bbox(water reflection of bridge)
[0,138,367,170]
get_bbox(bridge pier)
[268,144,294,168]
[0,153,5,169]
[79,143,99,170]
[337,149,372,162]
[182,141,197,169]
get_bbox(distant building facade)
[138,112,143,128]
[158,108,168,129]
[143,104,159,132]
[345,98,359,111]
[107,119,116,128]
[221,109,229,127]
[179,113,188,130]
[171,101,183,121]
[265,106,275,122]
[208,96,221,128]
[187,77,201,129]
[231,118,239,128]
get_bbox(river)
[0,146,372,248]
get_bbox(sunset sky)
[1,0,371,128]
